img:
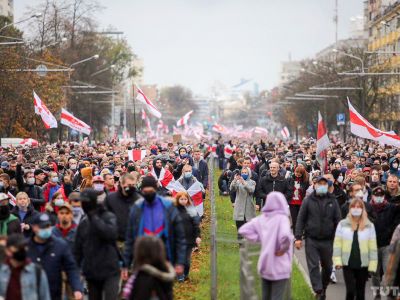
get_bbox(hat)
[315,176,328,183]
[32,213,52,228]
[93,175,104,183]
[141,176,158,190]
[68,192,81,201]
[1,161,9,169]
[0,193,9,201]
[58,203,73,213]
[372,186,385,196]
[77,189,98,202]
[34,169,45,176]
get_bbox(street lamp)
[39,37,67,50]
[332,48,364,73]
[0,13,42,32]
[69,54,99,68]
[90,64,115,77]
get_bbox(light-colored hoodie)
[238,192,294,281]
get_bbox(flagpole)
[133,85,137,145]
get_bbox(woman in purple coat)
[239,192,293,300]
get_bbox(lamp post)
[0,14,42,32]
[69,54,99,68]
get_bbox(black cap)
[372,186,385,196]
[32,213,52,228]
[34,169,45,176]
[141,176,158,190]
[316,176,328,183]
[77,189,98,202]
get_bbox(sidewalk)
[294,248,376,300]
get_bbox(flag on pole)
[176,110,193,127]
[135,84,162,118]
[60,109,91,135]
[280,126,290,139]
[33,91,58,129]
[316,111,330,173]
[128,149,147,161]
[20,138,39,147]
[141,109,147,120]
[348,98,400,147]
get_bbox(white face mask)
[26,178,35,185]
[355,190,364,199]
[93,183,104,192]
[350,207,363,217]
[337,175,344,183]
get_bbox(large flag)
[141,108,147,120]
[60,109,91,135]
[348,98,400,147]
[280,126,290,139]
[212,123,225,133]
[135,84,162,118]
[176,110,193,127]
[316,111,330,173]
[33,91,58,129]
[253,127,268,135]
[150,168,175,190]
[20,138,39,147]
[171,180,204,216]
[128,149,147,161]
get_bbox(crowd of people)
[2,137,400,299]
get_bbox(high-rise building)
[0,0,13,20]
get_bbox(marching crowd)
[2,137,400,299]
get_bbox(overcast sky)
[15,0,363,95]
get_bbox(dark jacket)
[371,203,400,248]
[257,173,293,202]
[74,207,121,281]
[177,206,200,246]
[0,213,20,235]
[295,192,341,241]
[15,164,45,210]
[193,159,209,189]
[218,172,230,192]
[11,206,39,237]
[333,184,347,207]
[105,189,138,241]
[52,224,77,250]
[28,236,83,300]
[124,196,186,267]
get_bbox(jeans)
[289,205,300,233]
[305,238,333,293]
[342,267,369,300]
[261,278,288,300]
[87,275,120,300]
[184,245,193,278]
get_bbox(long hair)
[347,198,370,231]
[174,191,193,207]
[294,164,309,184]
[133,236,168,272]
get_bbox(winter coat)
[27,236,83,300]
[371,203,400,248]
[193,159,209,189]
[74,207,121,281]
[124,196,187,267]
[105,188,138,241]
[52,224,77,250]
[11,206,39,237]
[333,217,378,272]
[230,176,256,221]
[295,191,341,241]
[238,192,293,280]
[177,205,200,246]
[257,173,293,202]
[0,214,20,236]
[15,164,45,210]
[126,263,175,300]
[0,261,51,300]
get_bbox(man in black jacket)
[294,176,341,300]
[15,165,44,211]
[105,173,139,242]
[74,189,121,300]
[257,161,292,205]
[193,148,209,189]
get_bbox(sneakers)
[330,270,337,284]
[315,289,326,300]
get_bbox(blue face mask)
[327,180,333,187]
[315,185,328,195]
[241,174,249,180]
[184,172,192,179]
[37,227,52,240]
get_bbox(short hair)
[103,173,113,181]
[120,173,136,184]
[243,156,251,162]
[16,192,29,200]
[0,173,10,182]
[182,164,192,173]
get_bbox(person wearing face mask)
[68,192,85,225]
[0,233,51,300]
[28,213,83,300]
[92,175,106,204]
[177,165,205,217]
[0,193,20,236]
[330,169,347,208]
[295,176,341,300]
[74,189,121,300]
[0,173,17,196]
[15,168,45,211]
[11,192,39,237]
[123,176,186,283]
[42,171,61,211]
[382,157,400,183]
[105,173,139,243]
[333,199,377,300]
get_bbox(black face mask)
[13,248,27,262]
[58,165,64,170]
[124,186,136,196]
[81,200,97,215]
[0,205,10,220]
[143,192,156,203]
[114,176,119,182]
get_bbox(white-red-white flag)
[224,144,235,159]
[170,180,204,216]
[253,127,268,135]
[150,168,175,190]
[176,110,193,127]
[60,109,91,135]
[316,111,330,173]
[348,98,400,147]
[135,84,162,118]
[7,192,16,206]
[212,123,225,133]
[141,109,147,120]
[20,138,39,147]
[128,149,147,161]
[33,91,58,129]
[280,126,290,139]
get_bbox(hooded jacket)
[382,157,400,183]
[238,192,293,280]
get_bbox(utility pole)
[334,0,338,46]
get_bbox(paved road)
[295,248,377,300]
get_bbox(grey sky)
[15,0,363,95]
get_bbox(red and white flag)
[176,110,193,127]
[316,111,330,173]
[171,180,204,216]
[60,109,91,135]
[150,168,175,190]
[20,138,39,147]
[7,192,16,206]
[141,109,147,120]
[253,127,268,136]
[280,126,290,139]
[128,149,147,161]
[135,84,162,119]
[212,123,225,133]
[224,144,235,159]
[33,91,58,129]
[348,98,400,147]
